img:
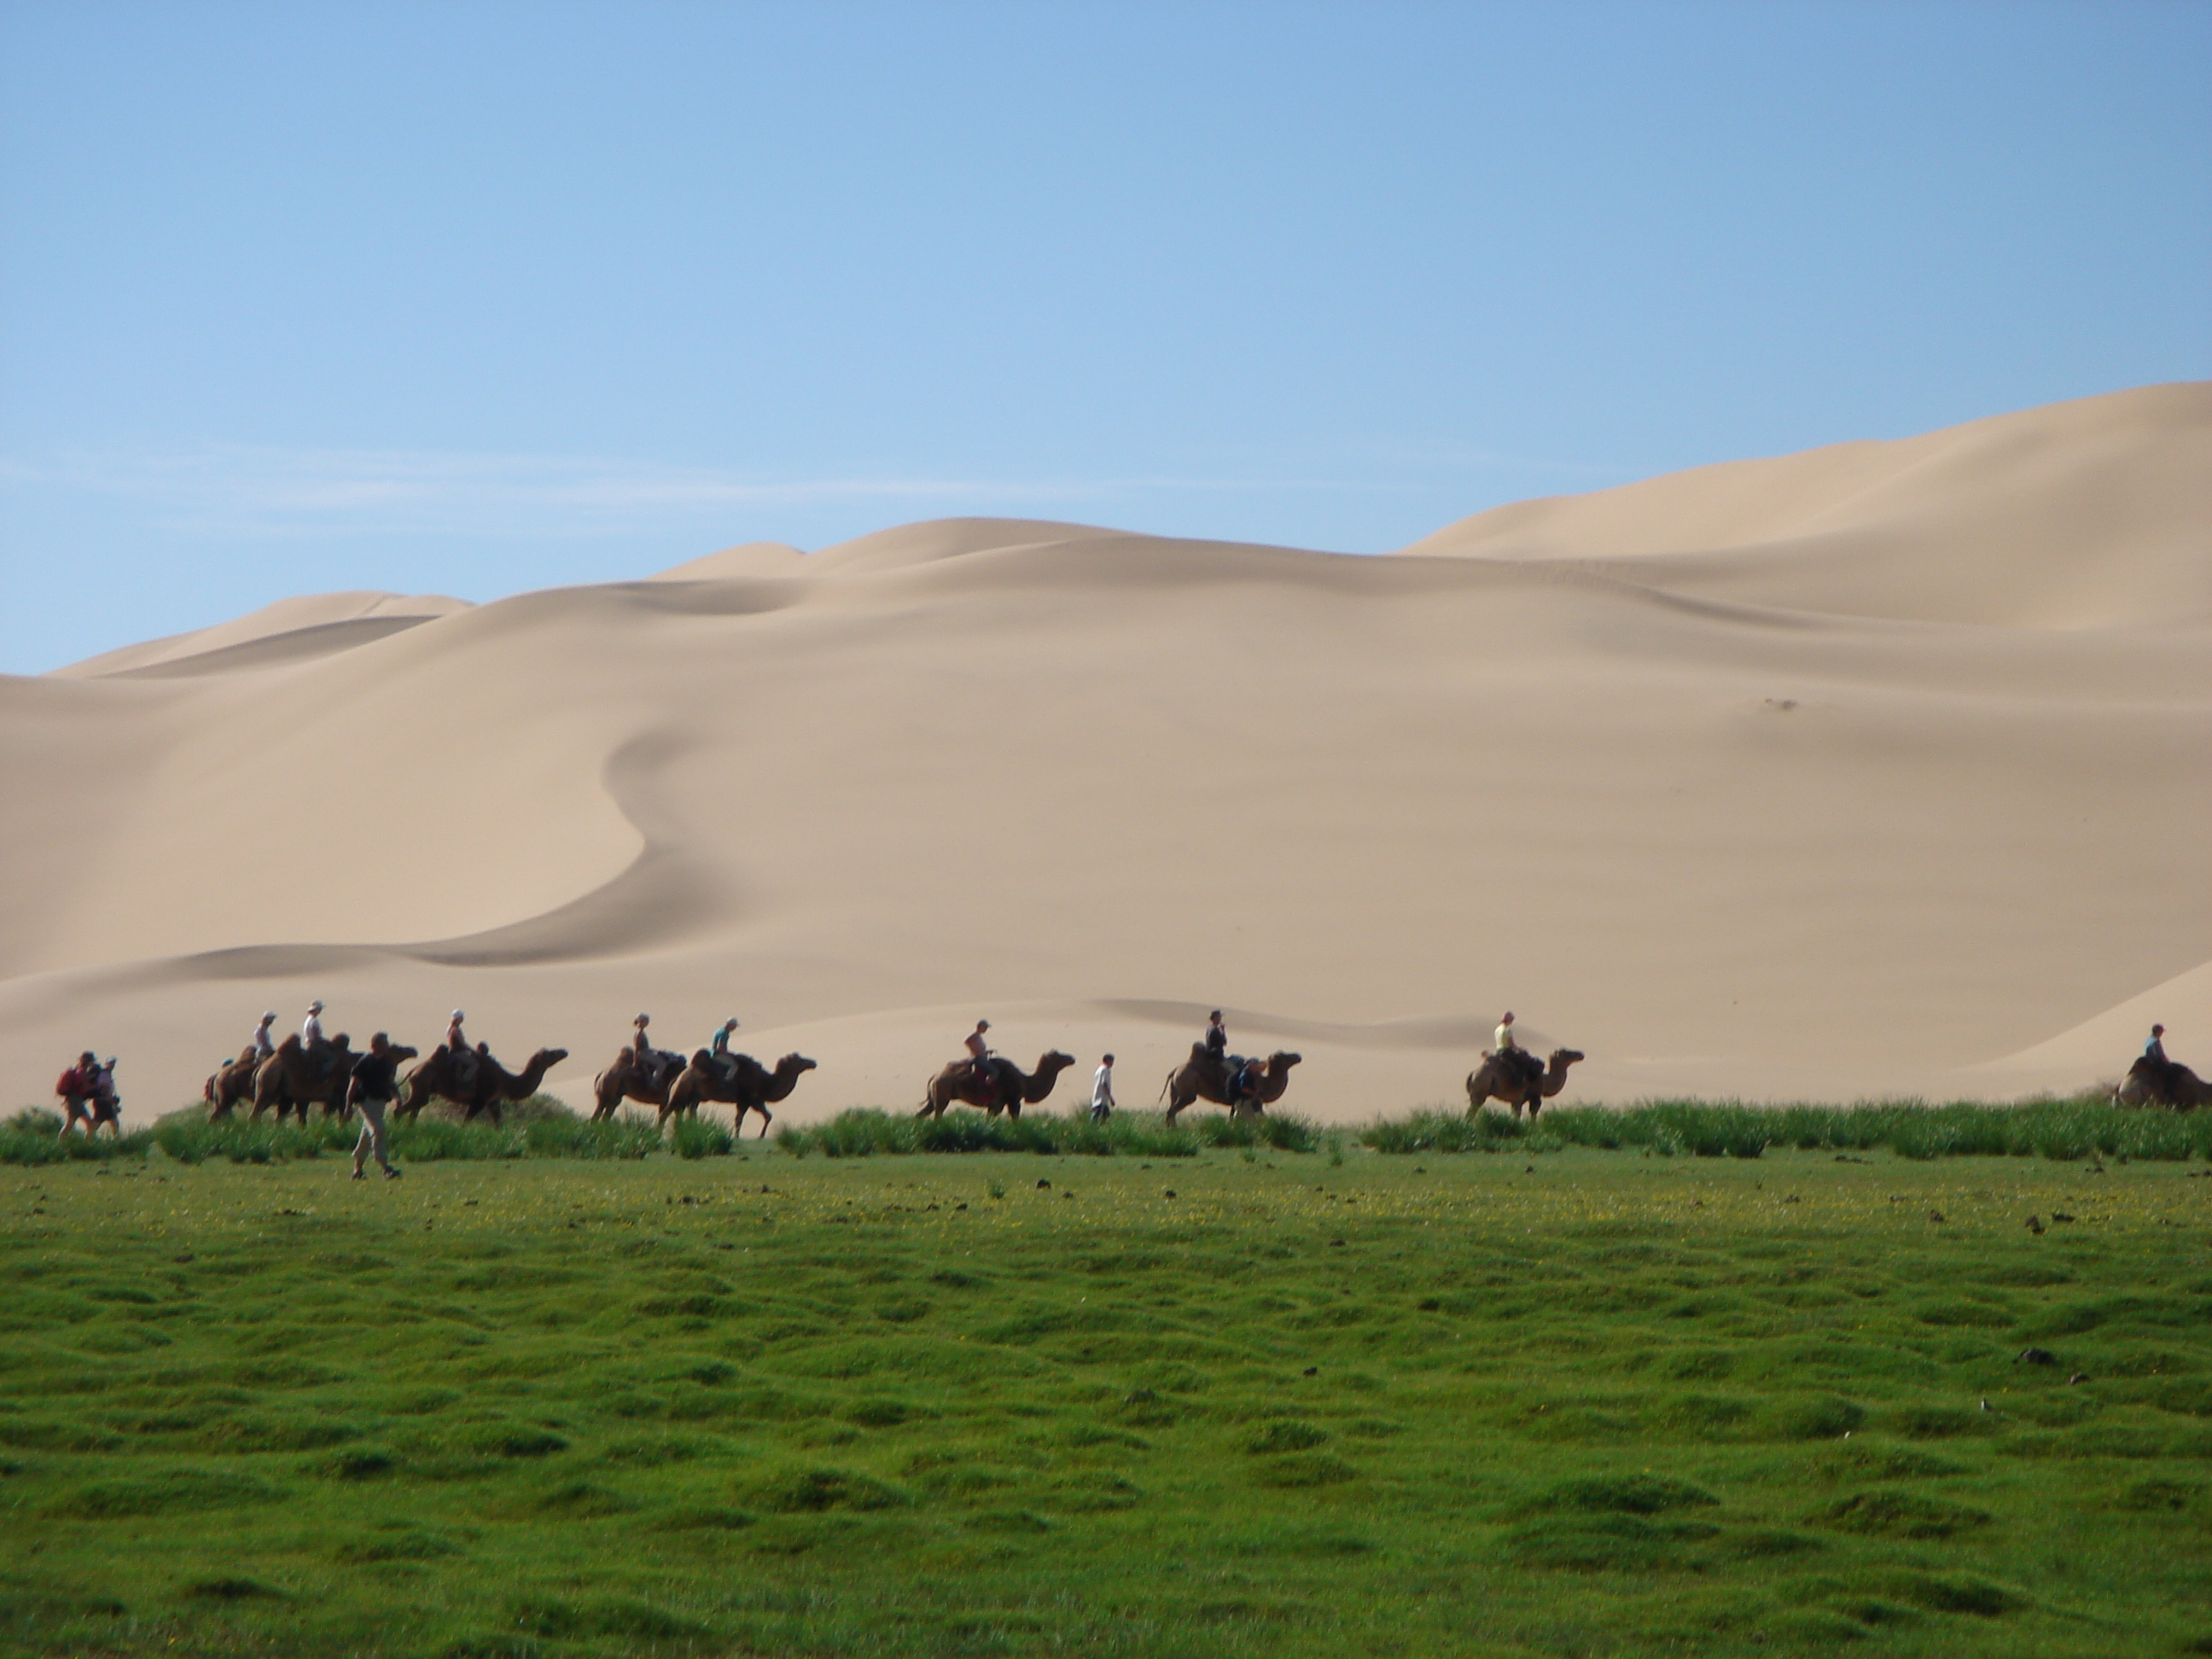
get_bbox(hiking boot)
[382,1167,403,1180]
[351,1168,365,1180]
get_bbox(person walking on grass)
[347,1032,405,1181]
[1091,1053,1115,1123]
[55,1051,98,1136]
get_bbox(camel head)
[388,1045,419,1064]
[1266,1051,1303,1072]
[775,1053,818,1077]
[1547,1048,1586,1069]
[532,1047,570,1069]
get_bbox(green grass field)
[4,1123,2208,1656]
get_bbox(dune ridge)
[5,384,2204,1121]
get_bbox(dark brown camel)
[399,1044,570,1126]
[1465,1047,1584,1120]
[205,1048,261,1118]
[1161,1045,1302,1126]
[663,1051,817,1136]
[2115,1052,2210,1111]
[918,1051,1077,1120]
[251,1032,359,1124]
[591,1045,688,1122]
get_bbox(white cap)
[724,1016,739,1028]
[261,1010,276,1022]
[308,1000,324,1014]
[451,1010,465,1021]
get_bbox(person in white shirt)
[253,1012,277,1058]
[1091,1054,1115,1123]
[1493,1010,1539,1088]
[302,1000,326,1048]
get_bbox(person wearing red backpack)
[54,1051,98,1136]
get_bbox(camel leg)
[755,1104,772,1139]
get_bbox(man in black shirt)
[347,1033,405,1181]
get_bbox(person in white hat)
[445,1009,480,1089]
[252,1011,278,1060]
[302,1000,326,1048]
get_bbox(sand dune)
[4,386,2204,1122]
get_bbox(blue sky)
[3,1,2207,672]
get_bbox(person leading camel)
[347,1033,405,1180]
[1091,1054,1115,1123]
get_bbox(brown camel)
[1465,1047,1584,1120]
[918,1051,1077,1120]
[205,1048,262,1118]
[590,1045,689,1122]
[399,1044,571,1126]
[664,1051,818,1136]
[250,1032,359,1124]
[2115,1052,2210,1111]
[1160,1044,1302,1126]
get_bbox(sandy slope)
[4,386,2205,1123]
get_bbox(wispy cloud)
[1,445,1447,540]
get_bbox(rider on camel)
[253,1011,277,1059]
[1494,1010,1541,1091]
[446,1009,477,1088]
[1204,1010,1260,1103]
[709,1017,740,1083]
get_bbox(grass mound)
[1364,1096,2212,1162]
[773,1106,1319,1159]
[1,1109,155,1164]
[136,1100,673,1165]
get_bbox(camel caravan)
[72,998,2197,1152]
